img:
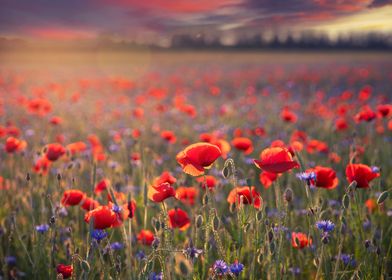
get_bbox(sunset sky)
[1,0,392,43]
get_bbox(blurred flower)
[56,264,73,279]
[110,242,124,250]
[148,272,163,280]
[35,224,50,234]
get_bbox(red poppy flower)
[335,118,349,131]
[377,104,391,118]
[148,182,176,202]
[306,140,329,154]
[81,197,100,211]
[56,264,73,279]
[281,109,297,123]
[227,186,262,209]
[107,191,127,204]
[355,107,377,122]
[168,208,191,231]
[5,137,27,153]
[45,143,66,161]
[154,171,177,186]
[259,171,280,189]
[61,190,86,206]
[345,164,380,189]
[176,142,221,176]
[84,205,117,229]
[127,199,137,219]
[306,166,338,189]
[160,130,176,144]
[232,137,253,155]
[137,229,155,246]
[33,156,51,175]
[66,141,87,155]
[196,175,217,190]
[365,198,377,213]
[50,116,62,125]
[291,232,312,249]
[254,147,299,174]
[94,179,110,194]
[175,186,198,206]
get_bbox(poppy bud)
[26,173,31,181]
[268,230,274,242]
[283,188,293,203]
[257,251,263,264]
[202,193,209,205]
[377,191,388,205]
[342,194,350,209]
[213,216,220,231]
[256,211,263,221]
[195,215,203,228]
[270,242,275,254]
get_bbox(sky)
[1,0,392,44]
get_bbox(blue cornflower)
[35,224,50,233]
[316,220,335,232]
[136,250,146,260]
[371,166,380,173]
[148,272,163,280]
[288,267,301,275]
[340,254,357,267]
[112,204,122,213]
[91,229,108,241]
[229,260,244,276]
[5,256,16,266]
[183,246,203,260]
[296,172,316,182]
[110,242,124,250]
[213,260,229,276]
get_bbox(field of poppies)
[0,51,391,279]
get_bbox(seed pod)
[377,191,388,205]
[342,194,350,209]
[195,215,203,228]
[246,178,252,186]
